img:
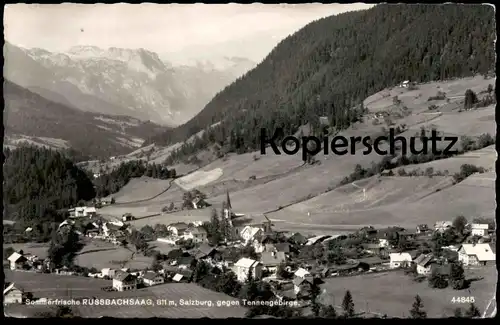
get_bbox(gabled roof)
[197,244,217,257]
[172,274,184,282]
[413,254,434,267]
[114,271,134,282]
[459,244,496,261]
[294,268,310,278]
[389,253,412,262]
[260,252,286,266]
[240,226,262,238]
[142,272,161,281]
[3,282,25,296]
[471,224,489,230]
[168,222,189,230]
[292,276,311,286]
[8,252,26,263]
[234,257,260,268]
[274,243,291,253]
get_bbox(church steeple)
[226,190,232,209]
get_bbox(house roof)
[289,232,307,243]
[459,244,496,261]
[294,268,310,278]
[274,243,290,253]
[434,221,453,228]
[114,271,134,282]
[471,224,489,230]
[292,276,311,286]
[172,274,184,282]
[3,282,25,296]
[414,254,434,267]
[8,252,27,263]
[260,252,286,266]
[178,256,196,266]
[185,227,207,235]
[240,226,262,239]
[306,235,331,246]
[389,253,412,262]
[234,258,260,268]
[85,207,97,213]
[142,272,161,281]
[168,222,189,230]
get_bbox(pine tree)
[410,295,427,319]
[465,303,480,318]
[342,290,355,318]
[449,262,466,290]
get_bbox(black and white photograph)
[2,3,497,319]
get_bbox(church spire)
[226,190,232,209]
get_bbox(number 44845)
[451,296,475,303]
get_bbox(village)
[3,190,496,318]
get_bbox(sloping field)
[105,176,173,203]
[175,168,224,190]
[400,145,496,174]
[320,265,496,318]
[364,75,494,112]
[269,171,495,229]
[4,269,112,300]
[73,283,247,318]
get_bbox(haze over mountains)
[4,42,256,126]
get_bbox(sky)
[4,3,374,63]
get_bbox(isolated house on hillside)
[233,258,263,282]
[8,252,28,271]
[457,244,496,266]
[470,224,489,237]
[389,253,412,269]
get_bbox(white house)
[112,271,137,291]
[142,272,164,286]
[233,258,263,282]
[8,252,28,270]
[470,224,489,237]
[183,227,208,243]
[389,253,412,269]
[458,244,496,266]
[69,206,97,218]
[3,283,27,304]
[294,268,312,280]
[168,222,190,237]
[413,254,435,275]
[240,226,263,245]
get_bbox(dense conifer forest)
[147,4,495,162]
[3,146,96,221]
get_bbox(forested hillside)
[146,4,495,160]
[3,146,96,221]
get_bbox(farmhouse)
[183,227,208,243]
[413,254,436,275]
[142,272,164,286]
[69,206,97,218]
[260,251,286,272]
[457,243,496,266]
[389,253,412,269]
[293,276,313,297]
[240,226,263,245]
[3,283,30,304]
[470,224,489,237]
[8,252,28,271]
[193,244,220,260]
[112,271,137,291]
[233,258,263,282]
[168,222,190,237]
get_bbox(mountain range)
[3,42,256,126]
